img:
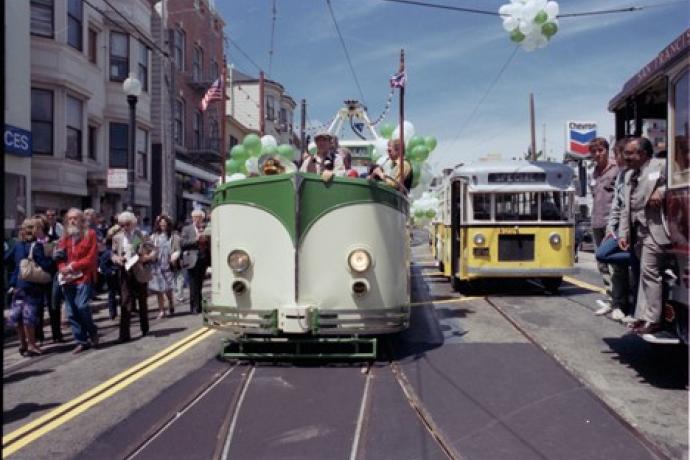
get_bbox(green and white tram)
[203,172,410,358]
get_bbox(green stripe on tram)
[213,173,297,243]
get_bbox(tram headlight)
[549,233,561,246]
[227,249,251,273]
[473,233,486,246]
[348,249,372,273]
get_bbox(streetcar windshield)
[470,191,573,222]
[495,193,538,221]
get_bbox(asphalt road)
[2,232,688,460]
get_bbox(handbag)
[19,242,52,284]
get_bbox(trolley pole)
[259,70,265,136]
[398,49,405,185]
[530,93,537,161]
[300,99,306,152]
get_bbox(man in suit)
[181,209,210,314]
[618,137,670,335]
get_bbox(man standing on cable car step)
[617,137,669,335]
[588,137,619,316]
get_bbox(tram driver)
[369,138,413,193]
[300,130,344,182]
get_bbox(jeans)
[62,283,98,345]
[595,235,633,313]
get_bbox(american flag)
[390,71,406,88]
[200,77,224,111]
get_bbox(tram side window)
[472,194,491,220]
[495,193,538,221]
[672,72,689,185]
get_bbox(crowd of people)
[4,208,211,355]
[589,136,671,335]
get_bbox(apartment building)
[28,0,155,220]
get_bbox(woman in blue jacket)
[4,219,54,355]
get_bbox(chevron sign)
[567,121,597,158]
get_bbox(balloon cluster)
[376,120,438,190]
[225,134,296,179]
[499,0,559,51]
[411,192,440,224]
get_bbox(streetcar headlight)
[348,249,371,273]
[549,233,561,246]
[227,249,251,273]
[473,233,486,246]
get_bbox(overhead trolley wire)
[226,36,264,73]
[326,0,367,107]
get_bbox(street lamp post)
[123,73,142,210]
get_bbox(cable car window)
[540,192,568,221]
[472,194,491,220]
[672,71,689,186]
[495,193,538,221]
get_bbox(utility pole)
[259,70,265,136]
[542,123,546,160]
[530,93,537,161]
[398,49,405,185]
[300,99,306,151]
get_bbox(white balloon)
[502,17,518,32]
[534,0,547,10]
[545,1,559,19]
[392,120,415,141]
[260,135,277,148]
[245,157,259,174]
[518,19,534,35]
[374,138,389,158]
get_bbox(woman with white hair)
[111,211,157,341]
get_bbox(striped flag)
[390,71,406,88]
[200,77,223,111]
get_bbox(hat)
[314,130,333,140]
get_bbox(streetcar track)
[349,363,373,460]
[126,363,239,459]
[218,364,257,460]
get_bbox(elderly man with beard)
[56,208,99,353]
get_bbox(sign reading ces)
[4,125,32,157]
[566,121,597,159]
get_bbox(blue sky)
[215,0,689,171]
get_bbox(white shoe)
[620,315,637,325]
[594,300,612,316]
[610,308,625,321]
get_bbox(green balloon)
[242,134,262,156]
[425,209,436,219]
[411,161,421,188]
[411,145,430,162]
[230,145,249,162]
[424,136,437,151]
[510,29,525,43]
[379,123,394,140]
[225,158,241,174]
[534,10,548,24]
[414,208,426,219]
[262,145,279,156]
[277,144,295,160]
[407,135,425,151]
[542,22,558,38]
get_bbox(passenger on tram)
[336,148,360,178]
[300,130,344,182]
[368,139,413,193]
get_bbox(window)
[193,110,203,149]
[136,128,148,178]
[88,28,98,63]
[88,125,97,160]
[31,89,53,155]
[279,108,287,125]
[210,58,219,81]
[109,123,128,168]
[110,32,129,82]
[192,46,203,82]
[229,135,239,149]
[65,96,83,160]
[138,41,149,91]
[540,192,569,221]
[495,193,538,221]
[31,0,54,38]
[67,0,83,50]
[174,28,185,71]
[472,194,491,220]
[209,119,219,151]
[174,99,184,145]
[671,71,689,185]
[266,95,275,121]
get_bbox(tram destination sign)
[566,121,597,159]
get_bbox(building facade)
[28,0,155,221]
[166,0,225,224]
[5,1,32,238]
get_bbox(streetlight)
[122,73,141,210]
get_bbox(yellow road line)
[563,276,607,294]
[3,327,215,456]
[409,297,482,307]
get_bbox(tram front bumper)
[465,266,578,277]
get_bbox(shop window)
[109,122,128,168]
[66,95,83,161]
[31,0,54,38]
[31,88,53,155]
[110,32,129,82]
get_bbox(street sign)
[107,168,128,189]
[566,121,597,159]
[4,124,32,157]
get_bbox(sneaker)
[620,315,637,325]
[610,308,625,321]
[594,300,612,316]
[72,344,86,354]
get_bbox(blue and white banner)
[4,125,32,157]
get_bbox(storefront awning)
[175,160,219,182]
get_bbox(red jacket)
[58,228,99,285]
